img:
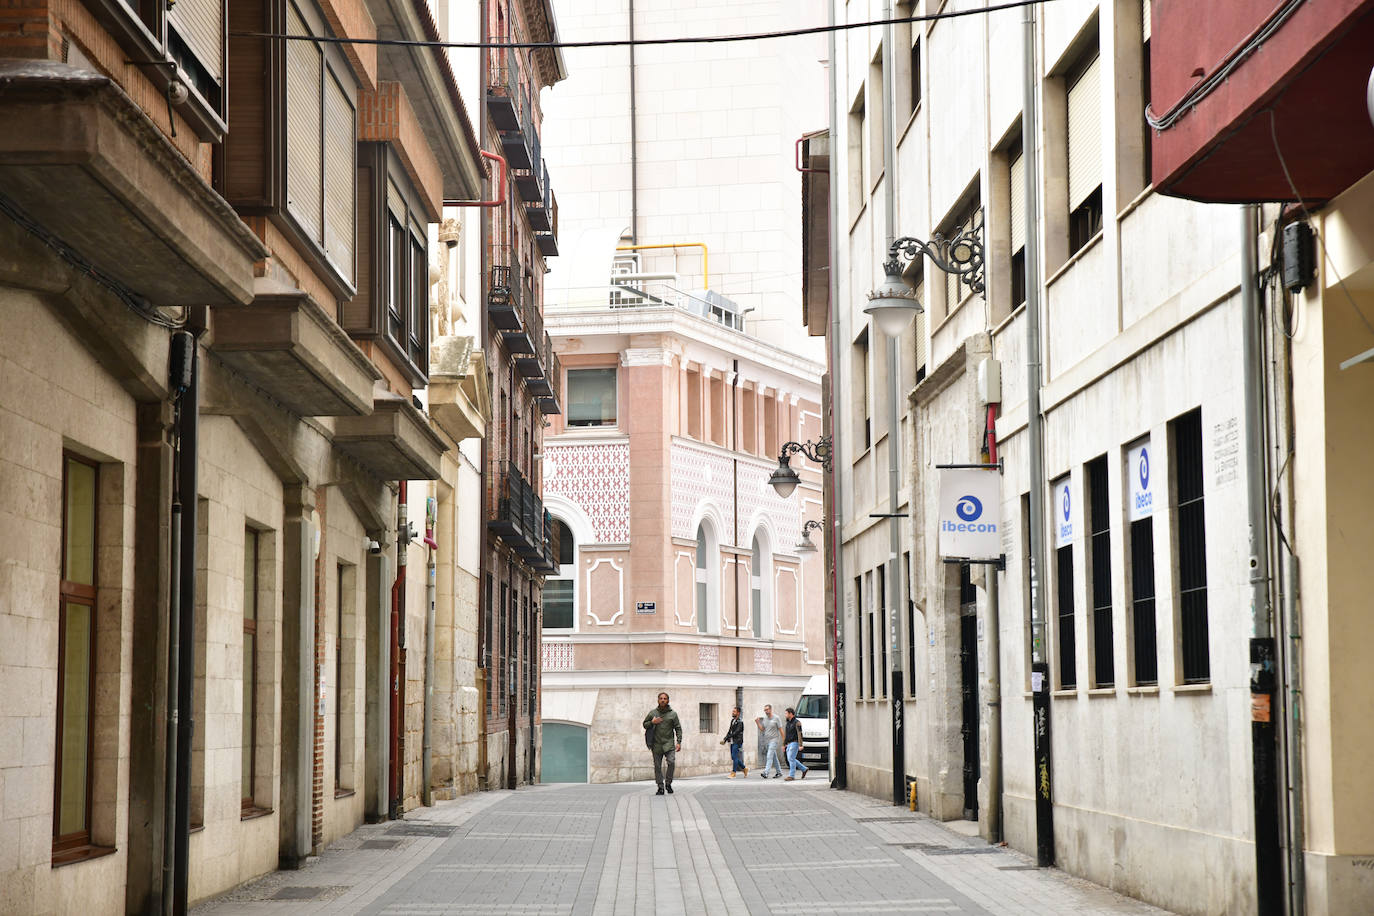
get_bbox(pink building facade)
[539,304,827,783]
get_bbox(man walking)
[783,707,808,781]
[721,706,747,777]
[755,704,784,778]
[643,692,682,795]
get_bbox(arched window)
[543,518,575,630]
[750,529,773,639]
[694,521,720,634]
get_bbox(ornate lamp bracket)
[780,435,833,471]
[886,210,986,296]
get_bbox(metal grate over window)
[1056,544,1076,689]
[1131,518,1158,685]
[1087,457,1113,687]
[1174,409,1210,683]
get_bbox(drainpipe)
[880,0,906,809]
[172,331,199,913]
[161,330,194,916]
[422,497,437,807]
[628,0,638,243]
[732,360,741,679]
[391,483,409,819]
[826,0,848,793]
[1241,203,1283,915]
[985,404,1003,843]
[1021,0,1054,868]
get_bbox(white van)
[794,673,830,769]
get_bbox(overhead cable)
[232,0,1062,52]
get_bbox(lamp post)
[768,436,833,499]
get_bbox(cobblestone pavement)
[192,776,1177,916]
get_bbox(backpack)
[644,722,654,749]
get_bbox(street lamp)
[796,519,824,554]
[768,436,833,498]
[864,217,986,336]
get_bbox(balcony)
[486,45,524,133]
[536,349,562,416]
[514,330,549,380]
[487,262,521,330]
[529,510,560,574]
[214,288,381,417]
[429,337,489,443]
[488,461,546,559]
[334,393,448,480]
[1151,0,1374,203]
[0,62,265,309]
[534,188,559,256]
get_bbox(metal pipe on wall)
[172,334,199,913]
[985,405,1003,843]
[1021,0,1054,868]
[628,0,638,243]
[826,0,848,792]
[423,535,436,807]
[880,0,906,808]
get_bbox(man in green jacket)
[643,692,683,795]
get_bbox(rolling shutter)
[913,278,927,372]
[1142,0,1152,42]
[1066,54,1102,210]
[1009,150,1026,254]
[168,0,224,80]
[286,2,322,242]
[323,66,355,283]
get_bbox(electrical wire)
[1145,0,1306,132]
[0,191,187,330]
[231,0,1061,52]
[1267,109,1374,339]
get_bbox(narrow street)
[192,777,1175,916]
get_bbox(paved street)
[192,776,1175,916]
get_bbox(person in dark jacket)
[721,706,747,778]
[783,707,808,781]
[643,692,683,795]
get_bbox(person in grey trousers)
[755,704,784,778]
[643,692,683,795]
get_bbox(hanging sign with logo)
[937,467,1003,561]
[1054,478,1073,548]
[1127,439,1154,521]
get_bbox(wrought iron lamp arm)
[801,519,824,535]
[885,215,986,296]
[779,435,833,471]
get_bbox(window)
[484,574,493,715]
[543,519,575,630]
[1173,409,1209,683]
[242,529,260,811]
[938,197,981,319]
[853,328,871,451]
[1009,144,1027,307]
[847,89,866,219]
[877,565,888,698]
[695,523,718,635]
[1066,50,1103,255]
[55,454,98,858]
[750,534,764,637]
[853,575,864,699]
[763,394,779,458]
[567,368,617,427]
[335,563,356,795]
[698,703,717,735]
[904,551,916,695]
[867,51,885,189]
[1130,504,1158,686]
[686,367,703,439]
[710,374,726,445]
[498,581,509,716]
[285,0,356,284]
[1054,477,1076,689]
[1087,456,1113,688]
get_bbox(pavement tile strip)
[193,780,1175,916]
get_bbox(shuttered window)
[284,0,356,287]
[1142,0,1152,41]
[912,278,927,376]
[1066,54,1102,211]
[168,0,223,80]
[1009,151,1026,254]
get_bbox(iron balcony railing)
[537,349,561,416]
[487,258,521,330]
[489,460,546,559]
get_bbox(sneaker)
[744,766,749,777]
[655,788,665,796]
[759,773,767,779]
[800,770,807,779]
[728,773,736,779]
[666,785,673,794]
[773,773,782,778]
[784,777,795,782]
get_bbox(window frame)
[565,366,619,429]
[542,518,576,632]
[53,452,100,860]
[1172,409,1210,684]
[1086,455,1114,688]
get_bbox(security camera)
[166,80,190,105]
[366,539,381,556]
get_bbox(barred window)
[1087,456,1113,687]
[1173,409,1209,683]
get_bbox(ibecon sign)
[937,467,1002,561]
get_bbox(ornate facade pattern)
[753,647,773,674]
[698,644,719,672]
[543,442,630,543]
[542,642,574,671]
[670,439,801,549]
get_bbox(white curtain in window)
[1067,54,1103,210]
[1010,151,1026,253]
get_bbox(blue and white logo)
[956,495,983,522]
[1062,488,1071,522]
[1128,441,1154,521]
[1139,448,1150,489]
